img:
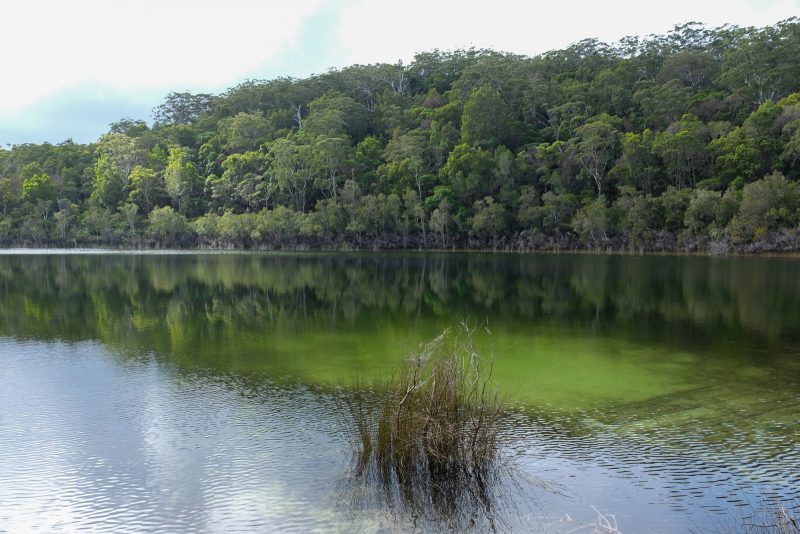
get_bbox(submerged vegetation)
[344,326,511,530]
[1,19,800,252]
[712,503,800,534]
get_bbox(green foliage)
[440,143,494,207]
[216,150,271,212]
[615,192,659,246]
[22,173,55,204]
[90,133,142,208]
[728,172,800,240]
[165,147,202,216]
[4,19,800,250]
[220,112,274,153]
[353,135,383,188]
[153,92,214,126]
[572,197,611,246]
[470,196,508,241]
[533,192,579,236]
[574,114,620,196]
[305,90,370,139]
[0,177,15,216]
[610,130,662,194]
[685,189,722,235]
[460,85,512,149]
[147,206,193,244]
[658,186,692,233]
[256,206,302,242]
[128,166,167,214]
[652,114,710,189]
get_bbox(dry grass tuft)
[344,323,509,529]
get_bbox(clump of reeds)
[726,505,800,534]
[702,498,800,534]
[344,323,508,529]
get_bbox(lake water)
[0,251,798,532]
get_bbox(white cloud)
[336,0,799,66]
[0,0,331,112]
[2,0,798,143]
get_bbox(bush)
[147,206,193,245]
[685,189,721,235]
[572,196,610,247]
[727,172,800,241]
[344,326,507,529]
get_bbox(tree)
[0,177,14,216]
[633,79,692,129]
[382,128,429,200]
[719,19,800,104]
[471,196,508,243]
[153,92,215,126]
[216,151,271,212]
[90,133,142,208]
[402,188,426,244]
[22,172,56,204]
[147,206,193,244]
[658,186,692,233]
[53,200,78,240]
[656,50,718,90]
[117,202,139,237]
[305,90,370,139]
[221,112,273,153]
[440,143,495,207]
[574,115,620,197]
[128,166,167,214]
[537,191,578,235]
[615,190,658,246]
[267,138,314,212]
[653,114,710,189]
[709,127,761,187]
[461,85,513,149]
[110,118,149,137]
[727,172,800,240]
[610,130,662,194]
[429,199,452,247]
[684,189,721,235]
[312,135,349,201]
[165,147,202,215]
[2,20,800,249]
[572,197,610,247]
[352,135,383,189]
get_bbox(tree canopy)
[2,18,800,252]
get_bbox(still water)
[0,251,798,532]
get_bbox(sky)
[1,0,798,146]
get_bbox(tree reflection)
[0,253,798,364]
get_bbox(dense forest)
[2,19,800,252]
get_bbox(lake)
[1,251,798,532]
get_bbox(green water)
[1,251,798,531]
[4,252,798,407]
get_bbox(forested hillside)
[2,19,800,252]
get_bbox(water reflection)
[2,252,799,346]
[0,252,799,532]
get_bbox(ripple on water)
[504,377,800,531]
[0,340,351,533]
[2,338,799,533]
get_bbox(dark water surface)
[1,251,798,532]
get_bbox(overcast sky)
[2,0,798,145]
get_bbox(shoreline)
[1,244,799,258]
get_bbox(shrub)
[344,325,508,529]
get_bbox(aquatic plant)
[730,505,800,534]
[704,501,800,534]
[344,324,510,529]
